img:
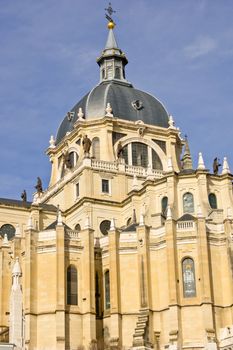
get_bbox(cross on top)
[105,2,116,17]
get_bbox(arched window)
[74,224,81,232]
[102,69,105,79]
[208,193,217,209]
[121,143,162,170]
[132,142,148,167]
[183,192,194,213]
[67,265,78,305]
[152,149,163,170]
[126,217,132,226]
[0,224,15,240]
[182,258,196,298]
[104,270,110,309]
[92,137,100,160]
[161,197,168,216]
[115,67,121,79]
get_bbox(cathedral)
[0,11,233,350]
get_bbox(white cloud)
[184,36,217,59]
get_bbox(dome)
[56,26,169,145]
[56,81,169,144]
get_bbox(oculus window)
[100,220,111,235]
[0,224,15,240]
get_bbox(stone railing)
[91,159,118,171]
[39,159,164,203]
[125,164,146,176]
[176,221,195,231]
[65,230,80,240]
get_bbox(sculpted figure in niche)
[63,151,72,169]
[82,135,92,155]
[35,177,43,194]
[213,157,221,175]
[21,190,27,202]
[117,141,123,158]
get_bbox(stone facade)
[0,22,233,350]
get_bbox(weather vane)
[105,2,116,24]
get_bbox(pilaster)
[24,225,37,350]
[81,227,96,348]
[108,227,121,348]
[55,224,66,350]
[165,217,181,349]
[197,216,216,347]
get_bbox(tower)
[0,11,233,350]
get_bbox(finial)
[12,257,22,276]
[132,174,140,191]
[84,215,91,229]
[139,213,145,226]
[27,214,34,230]
[49,135,56,148]
[77,107,85,120]
[168,115,175,129]
[182,135,193,170]
[167,157,173,171]
[132,208,137,224]
[227,207,233,220]
[197,152,205,170]
[105,2,116,29]
[166,205,172,220]
[105,102,113,117]
[222,157,230,175]
[15,224,21,238]
[2,233,9,246]
[57,207,63,226]
[110,218,116,231]
[197,204,203,218]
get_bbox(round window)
[0,224,15,240]
[99,220,111,235]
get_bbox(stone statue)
[213,157,221,175]
[21,190,27,202]
[82,135,92,154]
[35,177,43,194]
[117,141,123,158]
[63,151,72,169]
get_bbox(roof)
[121,223,138,232]
[45,220,71,230]
[56,81,169,144]
[178,213,196,221]
[0,197,57,212]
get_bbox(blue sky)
[0,0,233,200]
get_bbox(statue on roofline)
[35,177,43,194]
[21,190,27,202]
[82,135,92,154]
[213,157,221,175]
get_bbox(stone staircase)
[0,327,9,343]
[132,310,153,349]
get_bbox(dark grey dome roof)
[56,81,169,144]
